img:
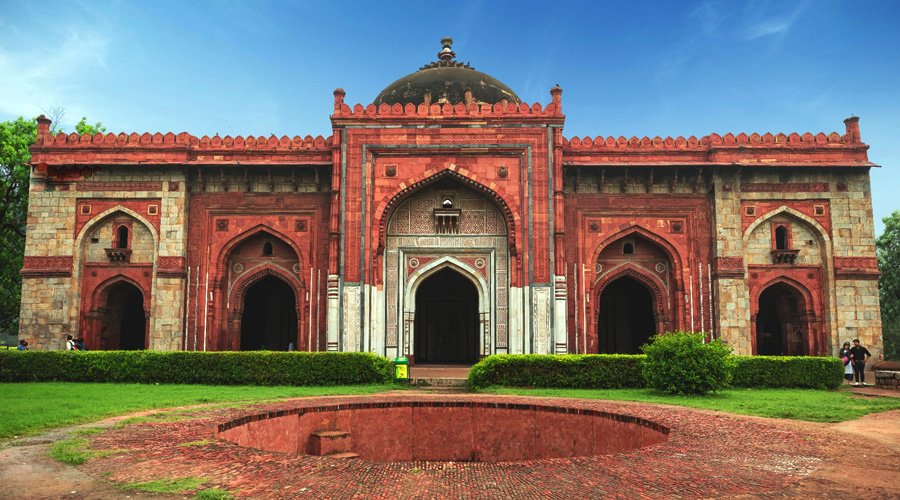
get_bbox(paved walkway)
[8,394,889,499]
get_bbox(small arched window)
[623,242,635,255]
[116,226,129,249]
[262,242,273,256]
[775,226,788,250]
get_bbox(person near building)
[839,342,853,384]
[64,334,77,351]
[17,339,28,350]
[75,338,88,351]
[848,339,872,386]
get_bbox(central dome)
[373,38,521,107]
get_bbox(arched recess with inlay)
[383,176,508,361]
[593,232,676,354]
[220,230,306,351]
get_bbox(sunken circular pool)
[217,401,669,462]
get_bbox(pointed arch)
[405,255,489,310]
[375,168,517,255]
[74,205,159,251]
[229,263,305,316]
[751,276,820,355]
[591,224,683,281]
[91,274,150,307]
[744,206,831,247]
[593,262,671,333]
[85,274,150,350]
[216,223,306,269]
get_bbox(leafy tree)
[0,117,36,337]
[75,117,106,135]
[0,113,105,338]
[877,210,900,360]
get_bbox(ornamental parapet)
[31,115,333,166]
[562,116,873,167]
[330,86,565,125]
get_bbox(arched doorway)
[756,282,808,356]
[101,281,146,350]
[597,276,656,354]
[240,275,298,351]
[414,268,479,364]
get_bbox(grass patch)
[178,439,213,447]
[124,476,206,493]
[194,488,234,500]
[480,386,900,422]
[0,382,395,439]
[71,427,104,436]
[49,437,113,465]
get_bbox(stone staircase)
[409,365,472,392]
[308,430,358,459]
[410,376,469,392]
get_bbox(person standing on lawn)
[848,339,872,386]
[839,342,853,384]
[17,339,28,350]
[64,334,77,350]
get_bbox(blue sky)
[1,0,898,234]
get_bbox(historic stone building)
[20,39,883,360]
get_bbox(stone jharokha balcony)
[104,248,132,263]
[771,249,800,265]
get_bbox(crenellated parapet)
[331,85,564,125]
[563,116,873,167]
[31,115,333,167]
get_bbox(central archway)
[414,268,479,364]
[101,281,146,350]
[240,275,298,351]
[597,276,656,354]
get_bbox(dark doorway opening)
[414,268,479,364]
[240,276,298,351]
[598,276,656,354]
[756,283,807,355]
[101,281,146,350]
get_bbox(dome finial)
[438,37,455,62]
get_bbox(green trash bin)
[394,356,409,382]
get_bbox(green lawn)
[481,386,900,422]
[0,383,395,439]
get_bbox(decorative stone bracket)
[770,249,799,265]
[105,248,132,263]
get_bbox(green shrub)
[467,354,645,389]
[730,355,843,389]
[0,351,392,385]
[641,332,732,395]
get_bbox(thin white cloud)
[0,27,109,126]
[740,1,810,42]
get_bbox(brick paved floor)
[79,394,898,499]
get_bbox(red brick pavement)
[73,393,895,499]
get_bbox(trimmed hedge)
[0,351,393,386]
[467,354,646,389]
[468,354,844,390]
[730,356,843,389]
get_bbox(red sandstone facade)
[20,40,882,359]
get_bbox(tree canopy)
[0,117,36,338]
[877,210,900,360]
[0,114,105,338]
